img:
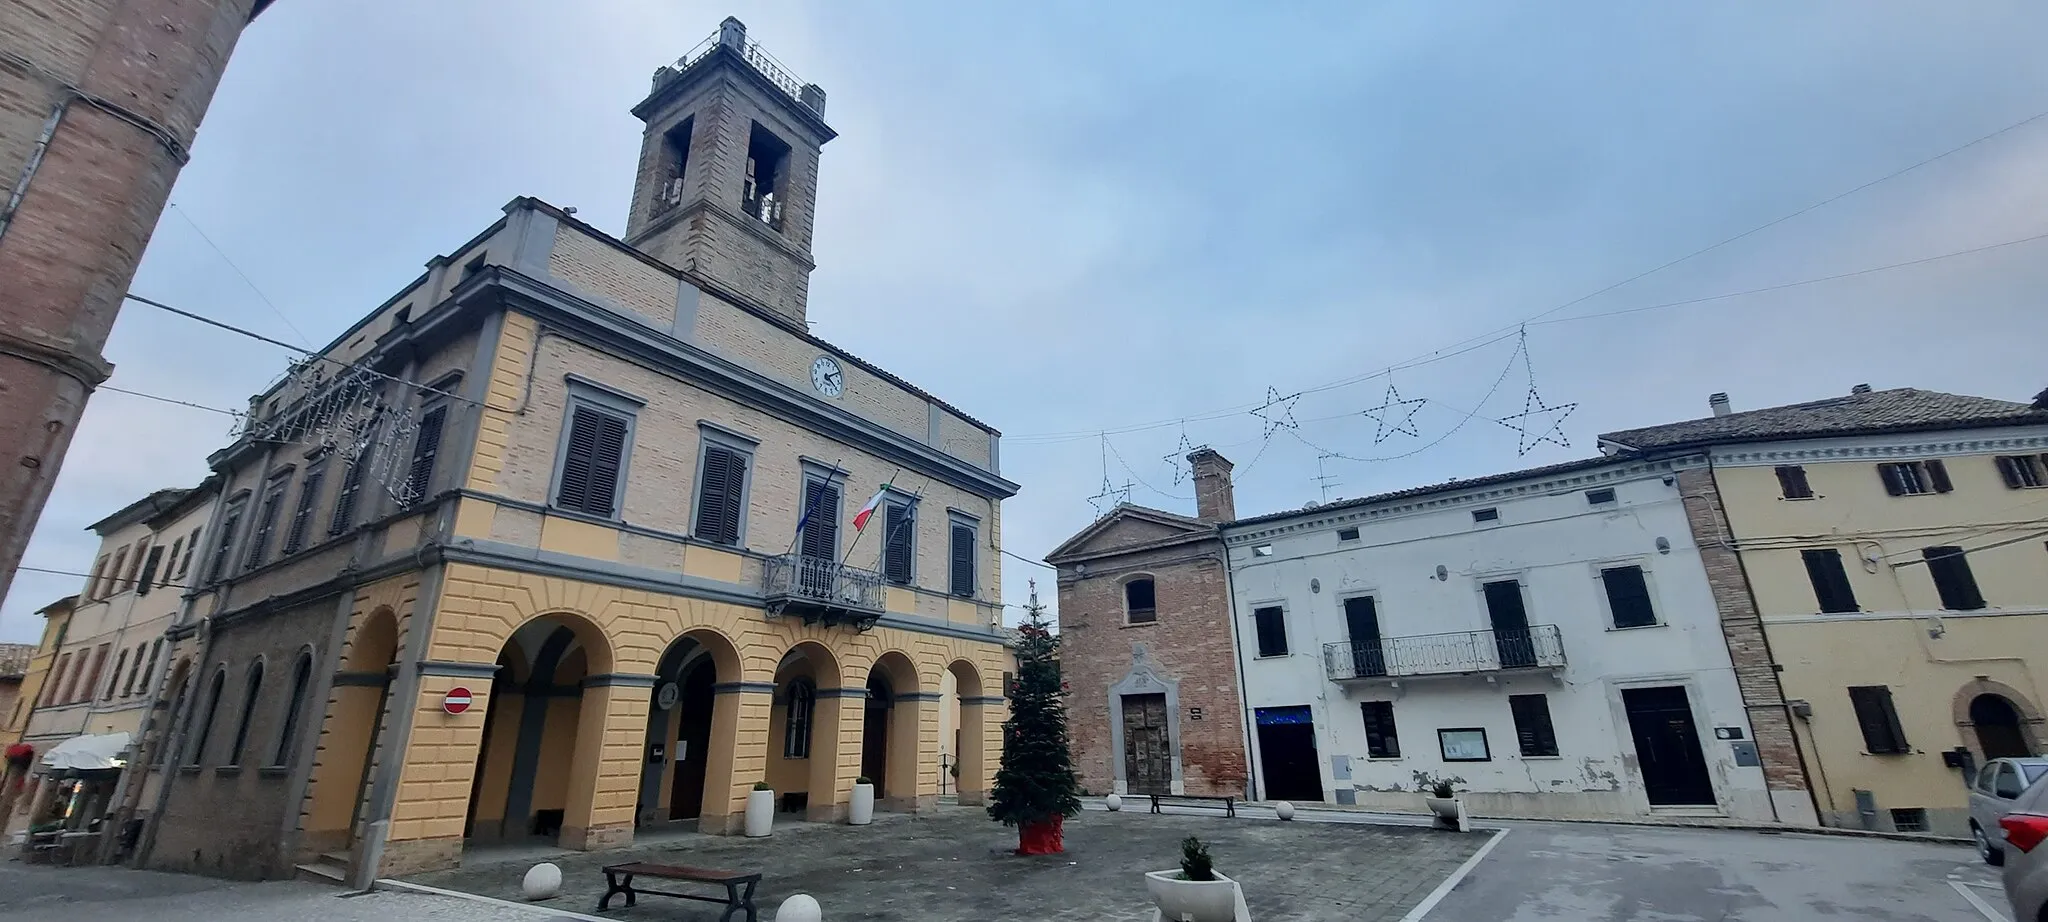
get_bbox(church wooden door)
[1122,693,1172,795]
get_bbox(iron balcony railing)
[1322,624,1566,681]
[764,554,886,630]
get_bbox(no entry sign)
[444,687,473,714]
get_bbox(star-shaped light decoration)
[1087,476,1134,516]
[1251,387,1302,438]
[1162,430,1199,485]
[1362,380,1426,444]
[1496,385,1577,455]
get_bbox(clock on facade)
[810,355,844,397]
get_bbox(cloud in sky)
[5,1,2046,640]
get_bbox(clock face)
[810,355,844,397]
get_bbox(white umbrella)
[40,731,132,771]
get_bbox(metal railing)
[763,554,885,616]
[660,26,818,114]
[1323,624,1565,681]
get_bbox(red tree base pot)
[1016,815,1065,855]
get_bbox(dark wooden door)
[1343,597,1385,676]
[1972,695,2034,758]
[669,661,716,820]
[1483,580,1535,668]
[1622,686,1715,806]
[1121,693,1172,795]
[861,676,892,799]
[1255,706,1324,802]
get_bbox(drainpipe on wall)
[1218,542,1258,803]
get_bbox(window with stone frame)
[882,500,915,586]
[1124,578,1158,624]
[783,678,816,759]
[742,121,793,231]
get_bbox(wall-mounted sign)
[1438,728,1490,762]
[1188,707,1204,721]
[443,687,472,715]
[1714,726,1745,740]
[657,681,680,711]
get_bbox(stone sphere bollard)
[522,862,562,901]
[1105,793,1123,812]
[775,893,823,922]
[1275,800,1295,821]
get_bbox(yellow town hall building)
[128,18,1017,882]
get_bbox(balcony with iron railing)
[656,19,825,117]
[1323,624,1566,683]
[764,554,886,631]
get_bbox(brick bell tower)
[625,17,836,328]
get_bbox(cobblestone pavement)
[411,806,1486,921]
[0,863,503,922]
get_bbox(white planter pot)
[1105,793,1122,812]
[848,783,875,826]
[1145,869,1248,922]
[744,789,775,837]
[1425,796,1463,829]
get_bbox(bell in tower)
[626,17,835,328]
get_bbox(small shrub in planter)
[1144,835,1245,922]
[1180,836,1215,881]
[754,781,773,791]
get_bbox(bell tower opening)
[626,16,836,328]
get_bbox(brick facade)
[0,0,263,606]
[1050,452,1248,798]
[1675,468,1814,804]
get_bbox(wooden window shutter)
[717,450,745,544]
[283,467,324,555]
[1848,686,1907,754]
[136,547,165,596]
[1997,456,2025,489]
[694,445,731,542]
[1877,464,1905,496]
[330,450,366,536]
[949,522,975,597]
[403,406,446,504]
[883,503,914,585]
[1927,460,1953,493]
[556,405,629,517]
[800,480,839,560]
[555,406,600,513]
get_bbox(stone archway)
[1953,678,2045,763]
[462,611,614,848]
[947,659,990,805]
[634,627,748,833]
[864,651,924,811]
[761,641,842,821]
[300,606,399,856]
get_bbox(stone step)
[294,855,348,886]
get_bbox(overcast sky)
[4,1,2046,642]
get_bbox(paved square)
[411,806,1485,921]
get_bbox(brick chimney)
[1708,393,1731,417]
[1188,448,1236,523]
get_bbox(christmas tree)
[987,579,1082,854]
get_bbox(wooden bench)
[1148,793,1237,817]
[597,862,761,922]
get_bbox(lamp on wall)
[1655,536,1671,555]
[1434,565,1449,581]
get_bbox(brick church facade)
[1048,449,1246,797]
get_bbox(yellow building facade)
[1603,387,2048,837]
[131,19,1018,883]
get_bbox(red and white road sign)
[444,687,473,714]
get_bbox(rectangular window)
[1996,454,2048,490]
[282,463,325,555]
[1801,549,1859,614]
[799,476,842,561]
[107,546,130,596]
[400,405,447,506]
[1848,685,1909,754]
[136,546,165,596]
[1336,527,1360,541]
[553,402,633,517]
[86,555,109,600]
[178,527,200,578]
[1472,507,1499,524]
[692,439,750,546]
[1253,606,1288,657]
[136,639,162,699]
[330,446,368,536]
[207,498,247,582]
[122,642,147,696]
[124,539,148,587]
[80,644,109,704]
[1124,578,1157,624]
[1585,487,1616,505]
[1889,808,1928,832]
[245,475,290,569]
[104,648,129,700]
[881,501,915,586]
[949,517,977,598]
[43,654,71,707]
[1509,693,1560,757]
[1360,701,1400,758]
[1776,465,1814,499]
[160,539,182,588]
[1601,565,1657,628]
[1923,546,1986,611]
[743,121,793,230]
[1877,460,1951,496]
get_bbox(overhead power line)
[1005,104,2048,445]
[169,202,312,348]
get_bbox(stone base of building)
[376,835,464,877]
[881,794,939,813]
[955,791,985,806]
[806,801,848,823]
[1344,787,1781,824]
[1768,788,1820,827]
[698,810,746,835]
[561,821,633,851]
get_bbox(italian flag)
[852,484,890,532]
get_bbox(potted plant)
[744,781,775,837]
[1420,775,1463,830]
[1144,836,1248,922]
[849,775,876,826]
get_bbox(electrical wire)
[98,384,245,417]
[1004,105,2048,445]
[169,203,312,348]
